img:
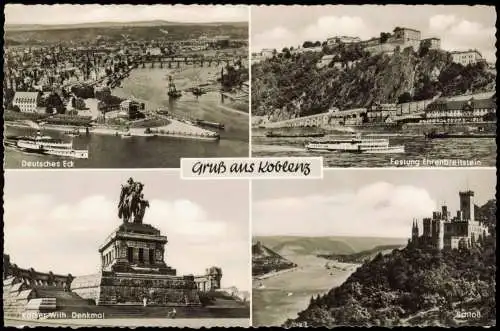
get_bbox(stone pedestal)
[99,223,176,275]
[71,222,201,306]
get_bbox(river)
[252,254,358,327]
[4,66,249,169]
[252,129,496,168]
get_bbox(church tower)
[411,219,419,244]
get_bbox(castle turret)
[459,190,475,221]
[437,219,444,250]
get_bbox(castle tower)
[423,217,432,238]
[459,190,475,221]
[441,205,449,221]
[437,219,444,250]
[206,266,222,290]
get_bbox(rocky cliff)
[252,47,495,121]
[252,241,296,277]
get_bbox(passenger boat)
[305,133,405,153]
[13,131,89,159]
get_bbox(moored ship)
[194,119,225,130]
[167,75,182,99]
[424,131,496,139]
[266,131,325,138]
[305,133,405,153]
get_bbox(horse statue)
[118,178,149,224]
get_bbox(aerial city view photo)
[3,4,249,168]
[251,5,496,167]
[252,169,496,327]
[3,171,251,327]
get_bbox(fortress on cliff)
[409,190,490,250]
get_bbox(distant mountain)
[4,21,248,44]
[318,244,406,264]
[4,20,248,31]
[254,236,408,257]
[252,241,296,277]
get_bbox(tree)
[12,105,21,112]
[380,32,391,44]
[303,41,314,48]
[45,92,65,114]
[398,92,413,104]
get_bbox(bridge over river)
[135,54,248,69]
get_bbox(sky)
[4,170,250,292]
[4,4,249,24]
[251,5,496,62]
[253,169,496,238]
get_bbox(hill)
[4,21,248,44]
[252,241,296,277]
[284,235,496,327]
[253,236,408,257]
[252,46,495,120]
[4,21,248,31]
[283,198,497,327]
[318,244,406,264]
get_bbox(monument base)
[71,271,201,306]
[72,222,201,306]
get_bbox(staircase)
[3,277,33,318]
[34,288,94,312]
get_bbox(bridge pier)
[150,62,154,69]
[142,62,146,69]
[177,61,180,68]
[168,62,171,69]
[160,62,163,69]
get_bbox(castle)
[410,190,490,250]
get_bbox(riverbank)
[5,118,219,142]
[254,267,298,281]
